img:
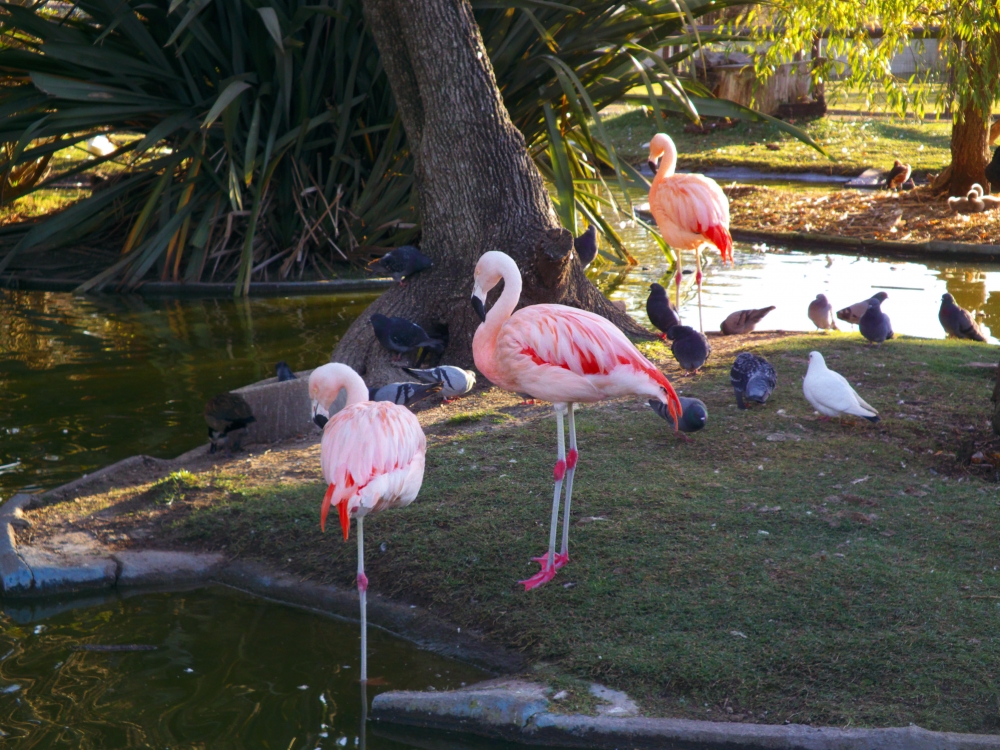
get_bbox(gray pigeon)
[647,283,680,337]
[859,298,893,345]
[667,325,711,373]
[807,294,837,331]
[574,225,598,267]
[367,245,433,283]
[730,352,777,409]
[401,365,476,400]
[275,361,297,381]
[720,306,775,335]
[938,293,986,341]
[368,381,443,407]
[837,291,888,325]
[370,313,445,365]
[649,396,707,437]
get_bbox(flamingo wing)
[650,174,732,262]
[497,305,681,422]
[320,401,426,536]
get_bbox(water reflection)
[0,291,377,498]
[0,587,490,748]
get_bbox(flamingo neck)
[340,368,370,405]
[656,140,677,179]
[485,255,522,335]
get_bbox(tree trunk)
[949,99,989,197]
[332,0,648,386]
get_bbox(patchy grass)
[22,333,1000,732]
[446,409,514,426]
[602,105,952,176]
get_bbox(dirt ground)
[727,185,1000,244]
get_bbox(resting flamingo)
[471,251,682,590]
[308,362,426,682]
[647,132,733,331]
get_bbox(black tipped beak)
[471,295,486,323]
[647,158,659,175]
[313,414,328,429]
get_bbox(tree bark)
[949,99,989,196]
[332,0,649,386]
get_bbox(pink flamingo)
[308,362,426,682]
[471,251,682,590]
[647,132,733,331]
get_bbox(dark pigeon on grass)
[649,396,707,438]
[204,392,256,455]
[985,147,1000,193]
[275,361,296,382]
[837,291,888,325]
[808,294,837,331]
[667,325,711,373]
[647,283,680,338]
[859,298,893,345]
[370,313,445,365]
[369,381,443,407]
[574,225,599,267]
[730,352,777,409]
[720,306,775,335]
[939,293,987,342]
[368,245,433,283]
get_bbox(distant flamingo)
[308,363,426,682]
[471,251,682,590]
[647,132,733,331]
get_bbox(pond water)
[0,586,498,749]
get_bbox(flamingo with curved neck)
[471,251,682,590]
[647,132,733,330]
[307,362,426,681]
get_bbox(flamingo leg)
[357,515,368,682]
[557,404,578,567]
[521,403,567,590]
[695,248,704,333]
[674,253,683,316]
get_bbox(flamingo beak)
[471,288,487,323]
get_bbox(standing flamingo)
[471,251,682,590]
[308,362,426,682]
[647,132,733,331]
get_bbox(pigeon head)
[650,283,666,296]
[815,293,829,304]
[807,351,827,370]
[867,298,883,311]
[665,325,687,341]
[941,293,956,304]
[745,376,771,403]
[872,292,888,302]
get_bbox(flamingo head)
[471,251,511,322]
[647,133,677,177]
[308,362,366,428]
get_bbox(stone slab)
[0,494,37,595]
[233,369,315,446]
[19,547,116,595]
[114,550,225,587]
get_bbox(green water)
[0,291,378,499]
[0,586,497,748]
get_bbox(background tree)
[747,0,1000,195]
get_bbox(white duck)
[802,351,879,423]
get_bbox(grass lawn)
[21,332,1000,733]
[601,104,953,176]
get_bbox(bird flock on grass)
[199,131,993,683]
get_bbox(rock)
[113,550,225,587]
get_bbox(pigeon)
[859,297,893,345]
[367,245,433,283]
[802,351,879,423]
[401,365,476,400]
[85,135,116,157]
[939,293,987,341]
[369,381,443,407]
[574,225,598,267]
[649,396,707,437]
[884,160,911,191]
[837,291,888,325]
[667,325,710,373]
[807,294,838,331]
[985,147,1000,192]
[204,393,256,454]
[370,313,445,365]
[948,186,985,214]
[720,306,775,335]
[730,352,777,409]
[646,283,680,337]
[275,361,297,382]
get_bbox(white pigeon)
[85,135,116,157]
[802,351,879,422]
[401,365,475,400]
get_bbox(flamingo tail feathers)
[320,483,336,532]
[703,224,733,264]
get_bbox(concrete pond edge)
[3,445,1000,748]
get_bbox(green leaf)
[202,81,251,129]
[257,7,285,52]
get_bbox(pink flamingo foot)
[531,552,569,570]
[519,564,557,591]
[357,572,369,592]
